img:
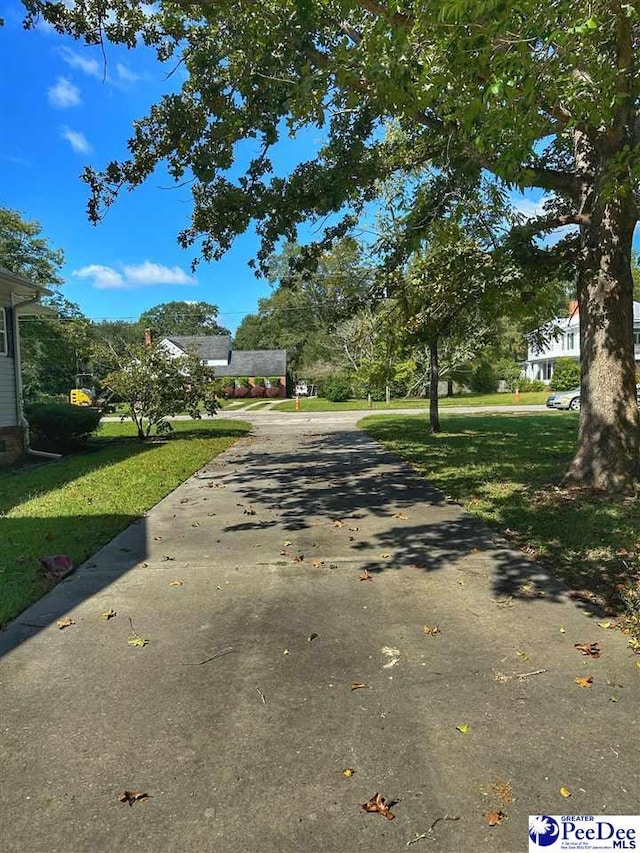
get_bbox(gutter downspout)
[11,291,62,460]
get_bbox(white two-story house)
[523,300,640,383]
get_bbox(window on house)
[0,308,6,356]
[634,329,640,345]
[546,362,553,380]
[567,332,575,349]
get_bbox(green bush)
[25,403,101,451]
[324,376,353,402]
[235,376,250,388]
[551,358,581,391]
[496,359,524,391]
[518,377,546,392]
[470,362,499,394]
[253,376,266,387]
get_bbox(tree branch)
[353,0,413,27]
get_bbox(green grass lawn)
[362,412,640,629]
[273,391,549,411]
[0,419,249,628]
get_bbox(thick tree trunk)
[565,137,639,492]
[429,339,441,433]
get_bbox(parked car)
[546,387,581,410]
[546,385,640,411]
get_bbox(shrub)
[551,357,581,391]
[470,362,499,394]
[267,376,281,388]
[528,379,547,392]
[496,359,524,391]
[324,376,352,402]
[25,403,101,451]
[253,376,266,387]
[250,384,266,397]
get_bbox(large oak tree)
[20,0,640,490]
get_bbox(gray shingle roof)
[166,335,231,361]
[215,349,287,378]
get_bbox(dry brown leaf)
[307,632,319,642]
[361,793,396,821]
[243,506,256,516]
[101,609,117,620]
[333,520,345,528]
[392,512,408,520]
[574,642,601,658]
[342,768,355,778]
[348,526,359,532]
[311,559,323,568]
[491,781,513,805]
[169,579,184,587]
[422,625,440,635]
[359,570,373,581]
[351,681,367,691]
[119,791,151,807]
[484,811,505,827]
[293,554,304,563]
[57,617,75,630]
[574,675,593,688]
[380,553,391,559]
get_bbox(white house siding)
[0,303,17,427]
[524,301,640,383]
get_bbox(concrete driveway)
[1,412,637,852]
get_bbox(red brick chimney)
[144,328,152,347]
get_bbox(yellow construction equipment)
[70,374,113,408]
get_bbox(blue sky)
[1,7,606,334]
[0,6,319,333]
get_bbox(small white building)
[523,300,640,383]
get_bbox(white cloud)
[60,46,102,79]
[73,265,125,290]
[60,127,93,154]
[73,261,196,290]
[116,63,139,84]
[48,76,81,108]
[510,193,550,220]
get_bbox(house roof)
[0,266,53,300]
[165,335,231,361]
[215,349,287,378]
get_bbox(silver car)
[546,387,581,410]
[546,384,640,411]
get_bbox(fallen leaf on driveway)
[359,570,373,581]
[392,512,408,520]
[333,520,345,528]
[311,559,323,568]
[455,724,469,734]
[153,535,163,541]
[307,633,319,642]
[119,791,150,806]
[348,526,359,532]
[342,768,355,778]
[516,649,531,661]
[491,781,513,804]
[128,635,149,647]
[293,554,304,563]
[283,540,292,547]
[57,617,74,630]
[161,555,175,562]
[422,625,440,635]
[574,643,601,658]
[361,793,396,821]
[559,786,571,798]
[351,682,367,691]
[380,553,391,559]
[484,811,505,827]
[598,620,613,629]
[574,676,593,688]
[243,506,256,516]
[283,648,290,655]
[169,580,184,587]
[101,609,117,620]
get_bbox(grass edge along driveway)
[273,390,548,411]
[362,411,640,637]
[0,419,250,628]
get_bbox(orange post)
[514,386,520,403]
[295,395,300,411]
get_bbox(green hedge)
[25,403,102,451]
